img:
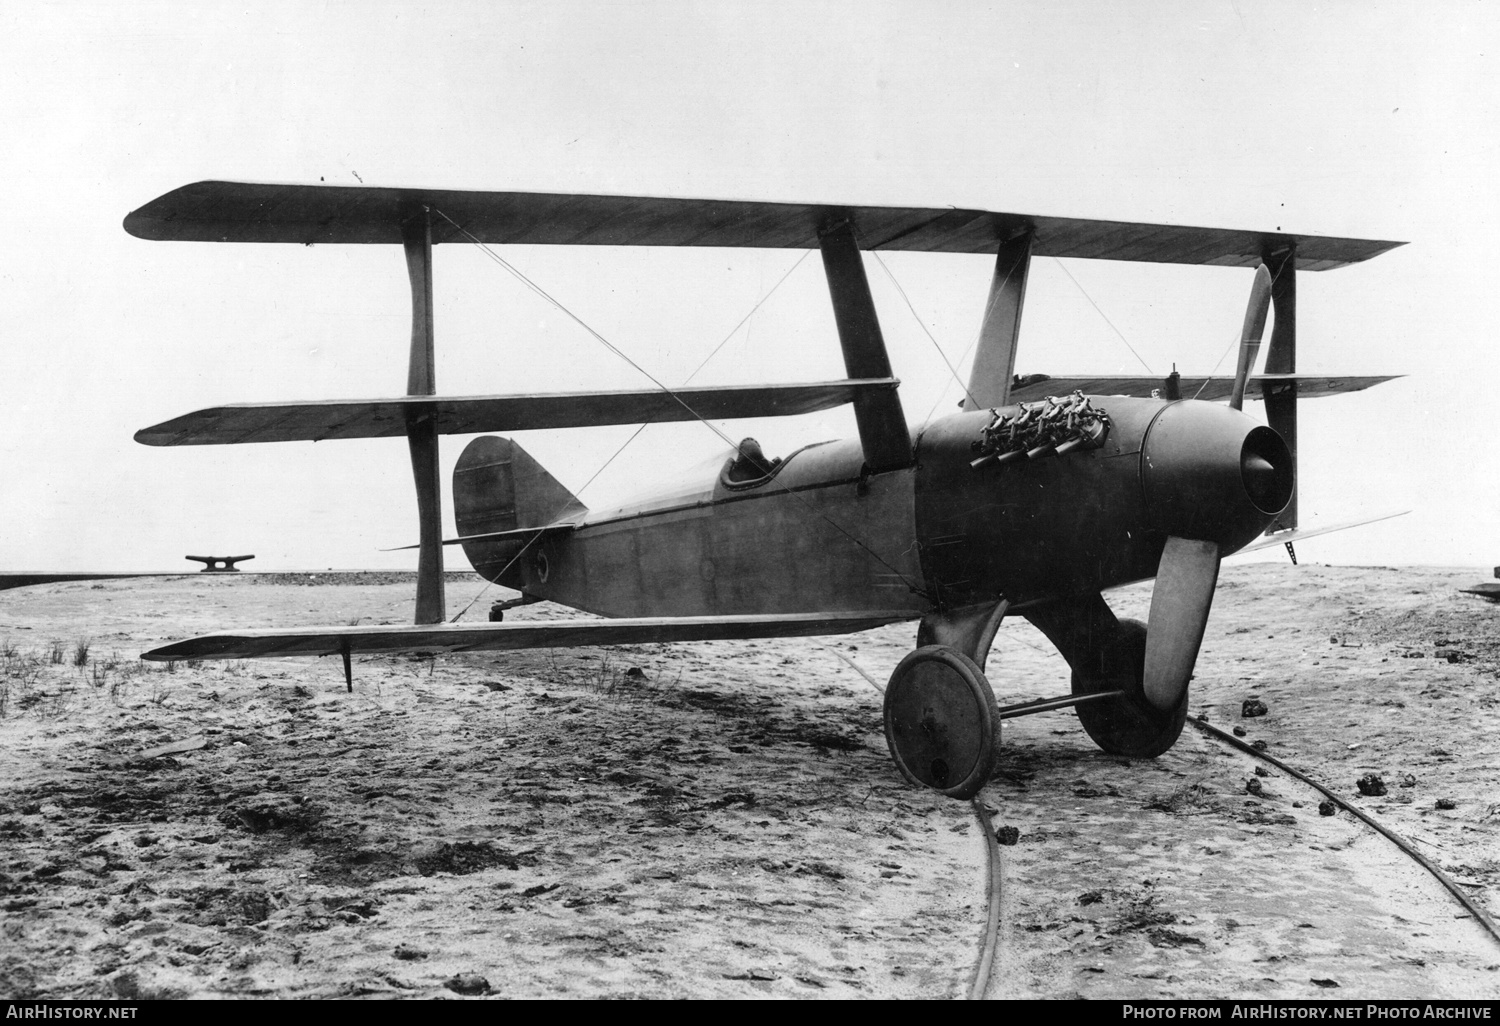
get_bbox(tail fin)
[453,436,587,589]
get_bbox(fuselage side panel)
[522,437,928,618]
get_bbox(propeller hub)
[1240,428,1295,515]
[1141,401,1294,551]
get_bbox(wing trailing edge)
[141,612,918,662]
[135,379,898,447]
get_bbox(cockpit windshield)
[723,437,781,484]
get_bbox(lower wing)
[1,570,415,592]
[142,611,917,662]
[1232,510,1409,555]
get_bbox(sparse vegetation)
[109,664,133,702]
[2,645,44,717]
[72,637,91,667]
[1,566,1494,998]
[591,653,625,695]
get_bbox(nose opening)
[1241,426,1294,515]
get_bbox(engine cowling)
[1140,400,1293,552]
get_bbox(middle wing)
[135,379,898,446]
[142,611,916,661]
[1007,374,1400,405]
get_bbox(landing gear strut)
[882,596,1190,800]
[1024,596,1190,759]
[1070,618,1188,758]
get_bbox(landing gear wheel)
[883,645,999,800]
[1072,618,1187,758]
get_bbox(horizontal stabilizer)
[135,379,898,446]
[142,611,918,662]
[382,522,579,552]
[127,181,1405,271]
[1233,510,1409,555]
[1007,374,1400,405]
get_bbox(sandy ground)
[0,564,1496,1000]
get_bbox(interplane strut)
[402,205,445,624]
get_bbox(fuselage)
[488,395,1293,618]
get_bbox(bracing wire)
[679,250,815,394]
[853,226,993,428]
[1189,341,1239,401]
[1052,257,1154,375]
[448,530,544,624]
[431,209,927,608]
[914,254,1024,427]
[866,248,978,410]
[569,248,815,499]
[431,209,739,452]
[865,242,1024,428]
[447,250,813,622]
[819,642,885,693]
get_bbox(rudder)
[453,436,586,589]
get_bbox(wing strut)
[818,221,913,473]
[963,230,1034,410]
[403,206,445,624]
[1262,245,1298,532]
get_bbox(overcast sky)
[1,1,1495,581]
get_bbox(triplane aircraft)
[123,182,1403,800]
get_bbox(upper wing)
[1007,374,1401,405]
[134,380,897,446]
[125,181,1405,271]
[141,611,917,661]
